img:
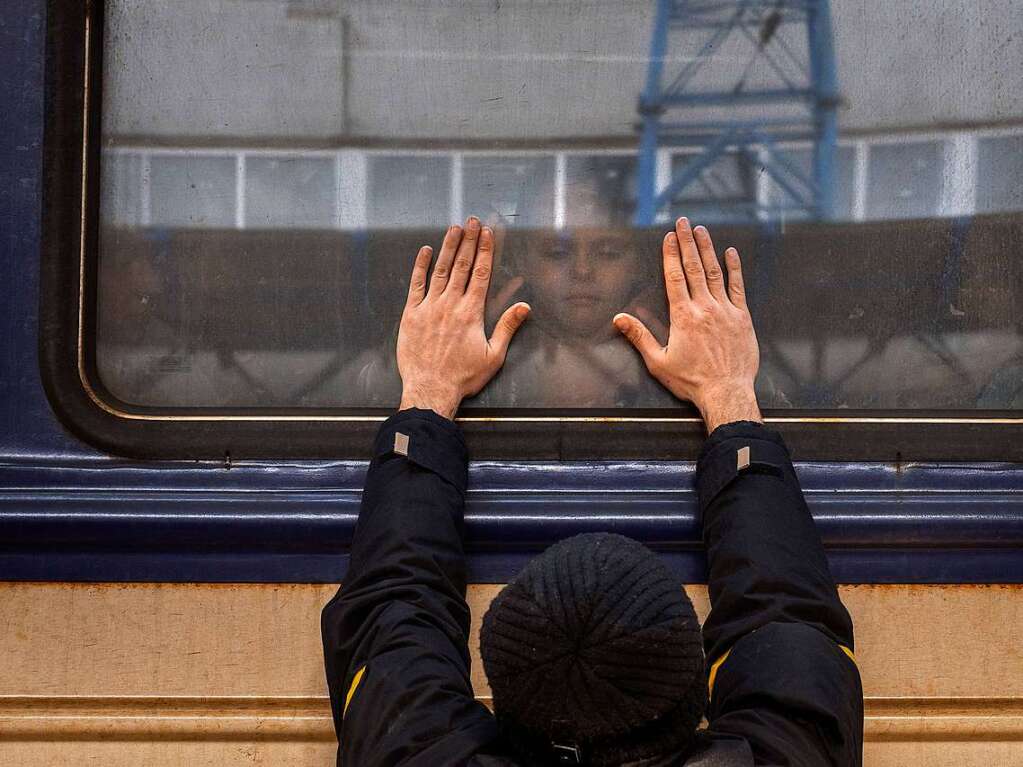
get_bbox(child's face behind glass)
[528,228,637,339]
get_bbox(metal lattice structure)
[634,0,839,225]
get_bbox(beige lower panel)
[1,583,1020,766]
[6,742,1014,767]
[862,742,1023,767]
[1,695,1021,742]
[0,741,338,767]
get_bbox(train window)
[765,146,857,222]
[148,155,238,228]
[461,156,557,227]
[976,136,1023,214]
[99,150,144,226]
[669,151,757,219]
[41,0,1023,459]
[367,155,451,228]
[564,156,637,227]
[865,142,944,221]
[245,156,337,229]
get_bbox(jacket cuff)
[372,408,469,495]
[696,420,793,510]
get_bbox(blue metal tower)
[634,0,839,225]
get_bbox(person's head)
[524,226,638,340]
[500,164,647,340]
[480,533,706,766]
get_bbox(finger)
[676,217,711,303]
[662,231,689,309]
[489,302,531,361]
[406,246,432,307]
[613,312,662,368]
[466,226,495,304]
[693,225,726,302]
[428,224,463,295]
[724,247,748,310]
[448,215,481,293]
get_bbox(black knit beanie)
[480,533,706,766]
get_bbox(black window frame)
[39,0,1023,461]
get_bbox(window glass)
[866,142,943,221]
[100,151,144,226]
[245,156,336,229]
[367,155,451,228]
[95,0,1023,412]
[766,146,857,222]
[670,151,758,222]
[976,136,1023,214]
[564,156,637,227]
[148,155,236,228]
[462,155,556,227]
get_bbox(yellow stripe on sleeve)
[707,650,732,696]
[707,643,856,698]
[343,665,366,718]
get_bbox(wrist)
[698,385,762,434]
[399,384,461,421]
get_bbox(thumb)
[490,302,531,360]
[613,312,660,366]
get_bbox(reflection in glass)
[565,156,637,227]
[100,151,144,226]
[866,142,943,221]
[670,151,758,222]
[766,146,857,222]
[96,0,1023,412]
[367,156,451,227]
[245,156,336,229]
[149,155,236,228]
[462,156,556,227]
[977,136,1023,214]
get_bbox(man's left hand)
[397,216,531,420]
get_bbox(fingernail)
[613,313,628,329]
[467,216,480,230]
[694,225,706,234]
[516,303,531,319]
[677,216,689,227]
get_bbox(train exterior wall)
[2,3,1022,765]
[1,583,1021,766]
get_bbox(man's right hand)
[613,217,762,433]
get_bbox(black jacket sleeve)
[320,408,499,767]
[697,421,864,767]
